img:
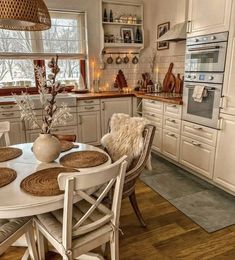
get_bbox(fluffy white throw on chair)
[101,113,151,169]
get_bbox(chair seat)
[0,217,31,244]
[37,200,113,244]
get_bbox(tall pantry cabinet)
[214,1,235,193]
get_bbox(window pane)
[0,59,35,88]
[45,59,80,85]
[41,13,85,54]
[0,30,33,53]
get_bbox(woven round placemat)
[0,147,22,162]
[0,167,17,188]
[20,167,78,197]
[60,141,76,152]
[59,151,109,168]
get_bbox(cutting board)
[163,63,176,92]
[175,74,184,94]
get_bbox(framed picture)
[121,27,134,43]
[157,22,170,50]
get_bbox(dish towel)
[192,85,205,102]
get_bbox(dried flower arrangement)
[14,56,72,134]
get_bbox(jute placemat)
[60,141,79,152]
[0,147,22,162]
[20,167,78,196]
[59,151,109,168]
[0,167,17,188]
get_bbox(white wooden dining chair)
[0,217,38,259]
[34,156,127,260]
[0,121,10,146]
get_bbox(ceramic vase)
[33,134,61,163]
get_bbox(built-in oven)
[183,78,222,128]
[183,32,228,129]
[185,32,228,72]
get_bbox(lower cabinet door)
[152,127,162,153]
[0,119,25,146]
[162,129,180,161]
[180,136,215,179]
[214,114,235,192]
[77,111,101,145]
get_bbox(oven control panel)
[185,73,224,84]
[187,32,228,46]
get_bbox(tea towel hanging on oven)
[192,85,206,102]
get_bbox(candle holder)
[93,79,100,93]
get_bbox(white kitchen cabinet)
[187,0,232,37]
[77,111,101,145]
[162,129,180,162]
[152,127,162,153]
[214,114,235,192]
[0,119,25,146]
[0,105,25,146]
[180,136,215,179]
[101,97,132,136]
[222,2,235,116]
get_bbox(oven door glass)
[187,88,214,119]
[185,42,227,72]
[183,83,222,128]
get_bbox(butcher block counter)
[0,91,183,105]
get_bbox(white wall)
[45,0,187,87]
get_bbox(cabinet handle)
[220,95,228,110]
[102,102,105,111]
[0,105,14,109]
[218,117,224,130]
[191,141,201,147]
[84,100,94,104]
[169,104,177,108]
[167,118,176,123]
[150,100,155,104]
[78,115,82,125]
[187,20,191,33]
[1,112,14,116]
[150,113,156,117]
[193,125,203,130]
[84,106,95,110]
[167,132,176,137]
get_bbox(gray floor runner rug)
[140,155,235,233]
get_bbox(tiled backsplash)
[98,54,185,90]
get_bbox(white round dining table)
[0,143,111,219]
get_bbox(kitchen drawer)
[0,104,19,112]
[152,127,162,153]
[181,121,217,147]
[142,99,163,114]
[77,99,100,106]
[163,116,181,133]
[77,104,100,113]
[180,136,215,179]
[162,129,180,162]
[164,103,182,119]
[142,112,163,128]
[0,110,21,119]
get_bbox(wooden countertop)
[0,91,183,105]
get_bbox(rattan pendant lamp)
[0,0,51,31]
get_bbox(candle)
[91,60,95,83]
[156,67,159,83]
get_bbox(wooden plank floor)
[2,180,235,260]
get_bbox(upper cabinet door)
[187,0,232,37]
